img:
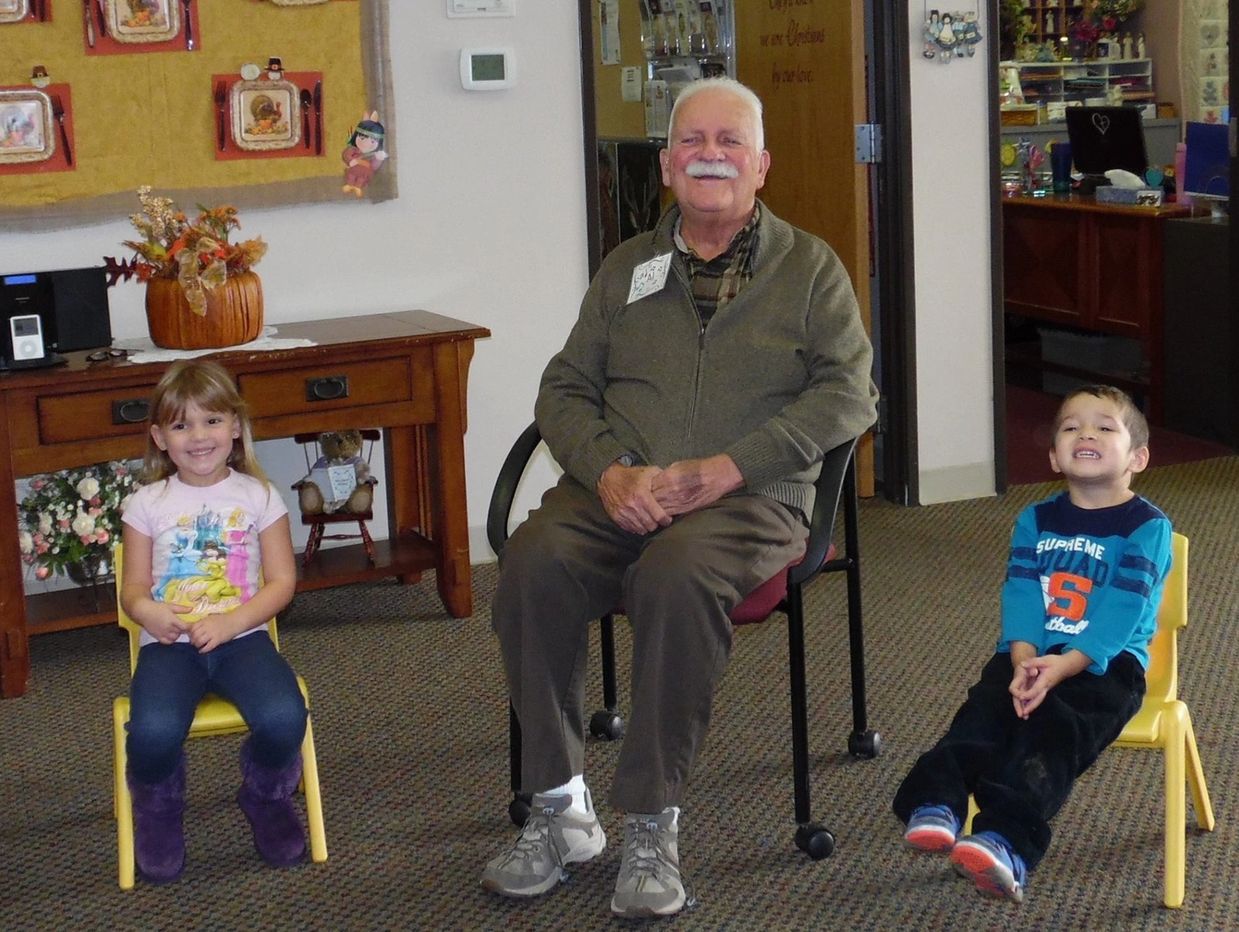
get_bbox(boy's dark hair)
[1053,384,1150,450]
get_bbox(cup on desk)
[1050,142,1073,194]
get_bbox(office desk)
[1002,193,1192,419]
[0,310,490,698]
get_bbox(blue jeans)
[127,631,307,784]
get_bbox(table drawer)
[238,357,416,418]
[37,385,159,445]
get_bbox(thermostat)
[460,47,516,90]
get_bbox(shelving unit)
[1003,58,1154,107]
[1019,0,1085,48]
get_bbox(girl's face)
[150,400,240,487]
[356,133,380,153]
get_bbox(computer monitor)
[1065,106,1149,178]
[1182,121,1230,206]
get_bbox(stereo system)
[0,266,112,369]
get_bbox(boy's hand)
[188,612,243,654]
[1009,651,1092,718]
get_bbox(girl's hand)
[142,603,193,645]
[187,612,242,654]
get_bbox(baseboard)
[917,462,996,505]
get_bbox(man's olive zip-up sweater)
[536,201,879,518]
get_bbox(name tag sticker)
[627,252,673,304]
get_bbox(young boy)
[892,385,1172,903]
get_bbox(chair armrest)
[788,437,858,588]
[487,421,545,556]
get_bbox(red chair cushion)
[612,544,838,627]
[730,542,837,627]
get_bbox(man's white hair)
[666,77,765,154]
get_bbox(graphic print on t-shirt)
[154,505,256,615]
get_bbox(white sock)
[542,774,590,815]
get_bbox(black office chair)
[487,424,879,858]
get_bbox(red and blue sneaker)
[950,830,1028,903]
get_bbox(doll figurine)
[341,112,387,198]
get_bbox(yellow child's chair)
[964,532,1214,908]
[1112,532,1214,908]
[111,545,328,890]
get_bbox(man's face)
[659,88,770,227]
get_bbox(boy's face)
[1049,394,1149,490]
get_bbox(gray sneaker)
[610,808,686,918]
[480,791,607,898]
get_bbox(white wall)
[5,6,1001,590]
[2,4,585,573]
[906,9,997,504]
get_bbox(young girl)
[121,359,307,884]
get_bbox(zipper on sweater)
[670,261,707,440]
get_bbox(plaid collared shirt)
[672,205,760,330]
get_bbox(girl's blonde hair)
[142,360,268,484]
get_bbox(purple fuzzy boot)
[236,739,307,867]
[128,755,186,884]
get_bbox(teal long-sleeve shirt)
[998,492,1172,674]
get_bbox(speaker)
[46,266,112,353]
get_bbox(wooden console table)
[1002,193,1192,420]
[0,310,490,698]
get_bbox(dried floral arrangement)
[122,186,267,315]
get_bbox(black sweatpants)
[892,649,1145,869]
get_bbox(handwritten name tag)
[627,252,673,304]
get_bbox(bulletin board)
[0,0,395,231]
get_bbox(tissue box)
[1095,186,1164,207]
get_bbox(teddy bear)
[292,429,377,516]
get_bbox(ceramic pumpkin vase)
[145,271,264,350]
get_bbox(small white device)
[447,0,514,17]
[460,47,516,90]
[9,313,45,361]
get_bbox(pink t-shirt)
[121,470,287,646]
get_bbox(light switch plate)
[447,0,515,17]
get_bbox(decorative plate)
[0,89,54,163]
[0,0,30,24]
[103,0,180,44]
[229,79,301,151]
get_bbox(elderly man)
[482,77,878,919]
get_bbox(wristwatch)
[616,452,637,467]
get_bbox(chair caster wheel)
[589,709,625,741]
[509,794,531,827]
[795,823,835,860]
[848,729,881,759]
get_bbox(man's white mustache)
[685,161,739,179]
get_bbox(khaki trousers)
[492,476,807,813]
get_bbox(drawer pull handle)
[111,399,150,425]
[306,375,349,402]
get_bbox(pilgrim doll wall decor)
[341,111,386,197]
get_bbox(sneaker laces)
[623,818,697,910]
[623,818,668,879]
[501,804,565,871]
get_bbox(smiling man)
[482,77,878,919]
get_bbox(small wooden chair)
[111,545,328,889]
[294,429,380,567]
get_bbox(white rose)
[37,513,53,535]
[71,511,97,537]
[18,531,33,554]
[77,477,101,499]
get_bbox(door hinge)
[855,123,883,164]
